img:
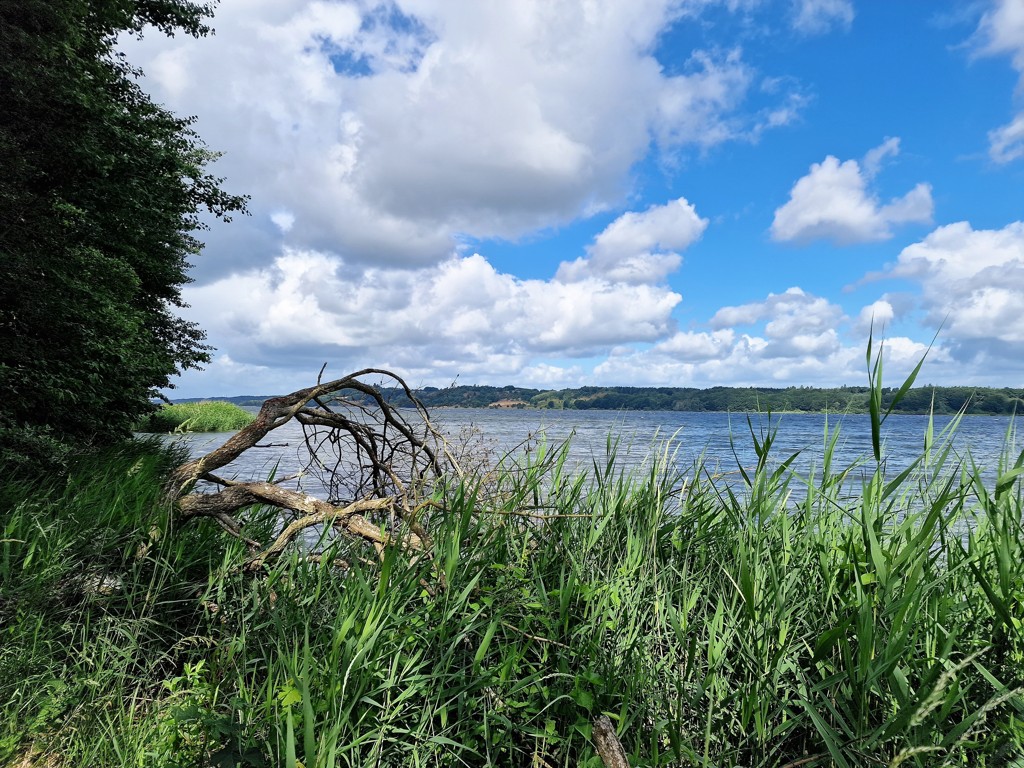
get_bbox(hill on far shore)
[169,383,1024,416]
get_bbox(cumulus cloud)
[657,50,755,147]
[556,198,708,283]
[183,249,683,385]
[120,0,799,281]
[655,329,737,360]
[771,139,933,244]
[592,286,941,387]
[592,341,857,387]
[972,0,1024,163]
[855,299,895,333]
[710,287,844,358]
[175,194,710,394]
[791,0,854,35]
[889,221,1024,352]
[111,1,829,396]
[174,244,985,394]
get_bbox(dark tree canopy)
[0,0,246,467]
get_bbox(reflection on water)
[163,408,1022,500]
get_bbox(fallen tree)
[164,368,460,571]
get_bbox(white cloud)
[120,0,799,280]
[655,329,737,360]
[710,287,842,329]
[856,299,895,333]
[183,249,683,386]
[974,0,1024,68]
[791,0,854,35]
[174,249,992,394]
[861,136,900,179]
[710,287,845,358]
[175,194,713,394]
[771,140,933,244]
[513,363,587,389]
[556,198,708,283]
[149,46,192,99]
[890,221,1024,348]
[593,284,939,387]
[270,210,296,233]
[655,49,753,147]
[580,282,969,390]
[972,0,1024,163]
[988,113,1024,163]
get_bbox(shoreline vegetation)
[135,401,255,433]
[173,383,1024,416]
[3,359,1024,766]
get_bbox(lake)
[166,407,1023,498]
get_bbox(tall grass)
[136,401,256,433]
[2,379,1023,765]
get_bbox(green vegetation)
[170,380,1024,415]
[295,383,1024,415]
[173,395,278,408]
[1,4,1021,758]
[3,388,1023,766]
[0,0,246,470]
[137,401,256,433]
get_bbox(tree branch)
[164,368,452,577]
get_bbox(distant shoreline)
[169,383,1024,416]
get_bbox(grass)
[136,401,256,433]
[2,367,1024,766]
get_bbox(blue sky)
[120,0,1024,398]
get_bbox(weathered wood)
[163,368,454,570]
[166,368,440,500]
[592,715,629,768]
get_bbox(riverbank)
[2,415,1022,766]
[172,383,1024,416]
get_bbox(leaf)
[278,684,302,708]
[995,465,1024,499]
[474,619,499,668]
[572,688,595,712]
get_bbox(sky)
[118,0,1024,398]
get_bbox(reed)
[136,401,256,433]
[2,363,1022,766]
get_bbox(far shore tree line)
[174,383,1024,416]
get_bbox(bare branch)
[164,368,453,577]
[592,716,629,768]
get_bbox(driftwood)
[164,368,459,571]
[592,715,630,768]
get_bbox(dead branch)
[592,716,629,768]
[164,368,458,571]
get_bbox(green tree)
[0,0,246,468]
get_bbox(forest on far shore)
[176,383,1024,415]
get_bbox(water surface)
[166,408,1022,498]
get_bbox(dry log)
[163,368,458,570]
[592,715,629,768]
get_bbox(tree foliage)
[325,383,1024,415]
[0,0,246,467]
